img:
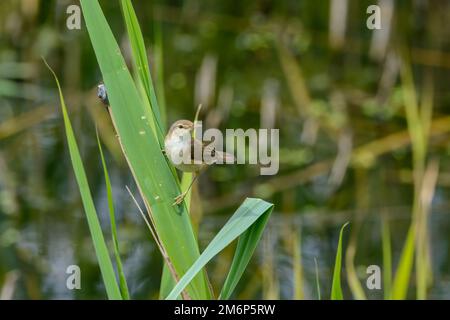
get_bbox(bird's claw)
[172,193,186,206]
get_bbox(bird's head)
[167,120,194,140]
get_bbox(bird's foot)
[172,192,186,206]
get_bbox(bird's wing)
[190,138,206,163]
[191,138,234,163]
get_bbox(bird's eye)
[178,125,183,129]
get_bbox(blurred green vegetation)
[0,0,449,299]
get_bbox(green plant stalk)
[314,258,321,300]
[96,129,130,299]
[345,168,367,300]
[381,217,392,300]
[179,104,203,211]
[292,229,304,300]
[153,20,167,126]
[416,160,438,300]
[80,0,211,299]
[392,57,433,300]
[391,58,419,300]
[44,59,122,299]
[415,76,434,300]
[262,233,279,299]
[416,217,427,300]
[345,230,366,300]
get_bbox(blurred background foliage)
[0,0,449,299]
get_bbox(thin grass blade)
[44,59,122,300]
[314,257,321,300]
[292,229,304,300]
[180,104,203,210]
[331,222,349,300]
[96,129,130,299]
[382,217,392,300]
[153,20,166,126]
[390,57,422,300]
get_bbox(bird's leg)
[173,172,200,206]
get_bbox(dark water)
[3,204,448,299]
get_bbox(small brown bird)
[164,120,234,205]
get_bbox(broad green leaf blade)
[44,60,122,300]
[80,0,211,300]
[391,225,415,299]
[96,129,130,299]
[331,222,349,300]
[120,0,165,137]
[166,198,273,300]
[122,0,184,301]
[219,209,271,299]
